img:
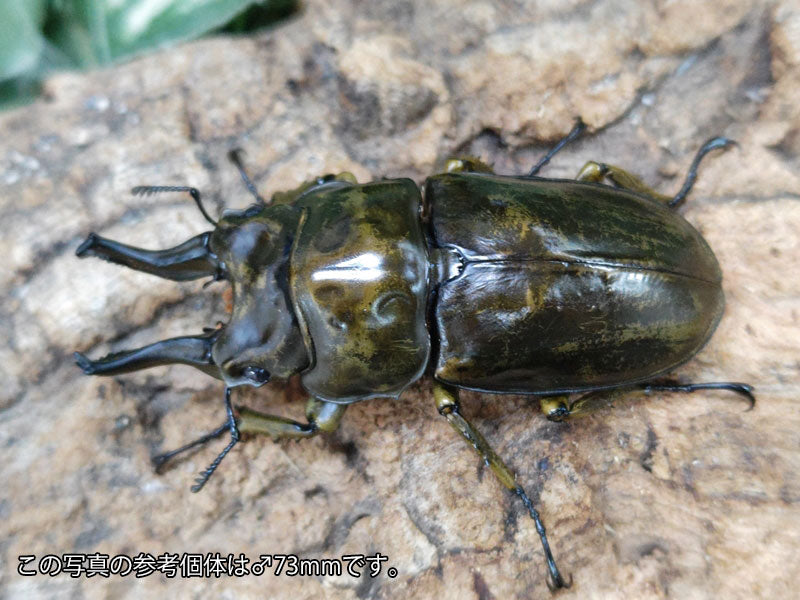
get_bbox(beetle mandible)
[74,120,754,589]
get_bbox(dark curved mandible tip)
[76,233,99,258]
[74,351,97,375]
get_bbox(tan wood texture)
[1,1,798,597]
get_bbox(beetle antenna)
[669,137,738,208]
[228,149,267,204]
[527,117,586,177]
[131,185,217,226]
[191,387,240,493]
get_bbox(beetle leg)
[441,156,496,174]
[576,161,673,204]
[228,149,267,204]
[191,387,239,492]
[74,329,221,378]
[76,231,223,282]
[235,396,347,440]
[540,390,627,421]
[540,380,755,422]
[152,395,345,492]
[527,117,587,176]
[434,383,570,590]
[168,392,345,493]
[575,137,738,208]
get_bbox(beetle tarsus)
[191,388,239,493]
[669,137,738,208]
[546,571,573,592]
[75,232,100,257]
[642,381,755,411]
[151,421,230,473]
[515,486,571,590]
[527,117,586,177]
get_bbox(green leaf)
[104,0,259,59]
[0,76,42,110]
[0,0,48,80]
[219,0,296,34]
[44,0,265,65]
[0,1,295,109]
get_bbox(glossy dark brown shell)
[426,173,724,394]
[290,179,430,403]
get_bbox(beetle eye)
[242,366,270,384]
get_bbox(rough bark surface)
[2,1,798,598]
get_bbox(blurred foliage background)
[0,0,297,110]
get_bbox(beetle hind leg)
[440,156,496,174]
[575,136,737,209]
[434,383,570,590]
[540,380,755,422]
[576,161,673,204]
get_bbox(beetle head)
[210,202,309,387]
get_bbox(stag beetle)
[74,120,754,589]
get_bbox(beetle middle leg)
[434,383,570,590]
[540,380,755,422]
[444,118,587,176]
[575,137,737,208]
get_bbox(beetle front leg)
[152,396,346,490]
[433,383,570,590]
[540,380,755,422]
[236,397,346,440]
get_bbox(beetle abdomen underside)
[427,173,724,393]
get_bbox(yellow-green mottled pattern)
[426,173,725,394]
[427,173,721,280]
[290,179,430,403]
